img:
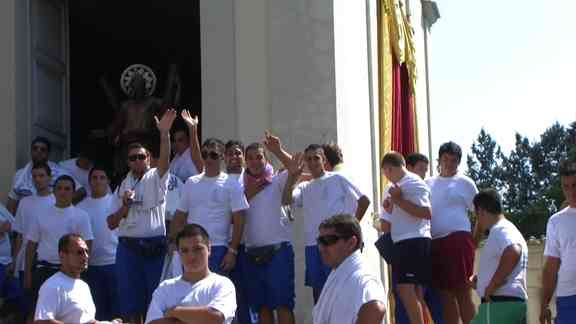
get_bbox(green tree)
[466,128,505,191]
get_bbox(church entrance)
[68,0,201,174]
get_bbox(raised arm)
[181,110,204,173]
[263,131,292,168]
[281,153,304,206]
[155,109,178,178]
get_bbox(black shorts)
[392,237,431,285]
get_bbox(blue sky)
[428,0,576,165]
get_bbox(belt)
[481,295,525,303]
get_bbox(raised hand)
[286,152,304,177]
[263,131,282,153]
[181,109,199,128]
[155,108,177,133]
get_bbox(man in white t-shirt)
[172,138,249,276]
[24,175,94,302]
[77,166,121,321]
[35,233,121,324]
[146,224,236,324]
[242,136,296,324]
[425,142,478,324]
[541,160,576,324]
[169,112,202,182]
[13,163,55,279]
[107,109,176,324]
[282,144,370,303]
[381,152,432,324]
[59,149,94,197]
[6,137,83,215]
[313,214,386,324]
[470,189,527,322]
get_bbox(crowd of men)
[0,108,574,324]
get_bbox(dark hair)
[31,162,52,177]
[176,224,211,247]
[126,143,148,157]
[245,142,268,159]
[473,189,503,215]
[438,141,462,163]
[225,140,245,152]
[405,153,429,168]
[31,136,52,152]
[202,138,225,154]
[559,159,576,177]
[304,144,324,155]
[54,175,76,192]
[319,214,363,250]
[173,128,189,137]
[88,164,110,180]
[322,143,343,168]
[381,151,405,168]
[58,233,84,253]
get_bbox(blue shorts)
[245,242,295,311]
[556,295,576,324]
[116,237,165,317]
[86,264,119,321]
[230,245,258,324]
[209,245,229,275]
[305,245,331,289]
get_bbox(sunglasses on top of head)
[316,234,350,246]
[128,153,147,162]
[201,151,221,160]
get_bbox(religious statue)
[99,64,181,181]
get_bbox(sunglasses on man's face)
[201,151,221,160]
[128,154,147,162]
[316,234,348,246]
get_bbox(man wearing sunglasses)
[107,109,177,324]
[6,137,83,215]
[282,144,370,303]
[313,214,386,324]
[172,138,249,278]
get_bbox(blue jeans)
[556,295,576,324]
[86,264,119,321]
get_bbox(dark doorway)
[69,1,201,171]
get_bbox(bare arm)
[540,256,560,321]
[24,241,38,289]
[263,131,292,168]
[220,211,245,272]
[34,320,64,324]
[99,76,119,111]
[472,218,484,247]
[483,244,522,299]
[356,300,386,324]
[6,198,18,216]
[155,109,177,178]
[149,319,184,324]
[281,153,304,206]
[181,110,204,173]
[107,204,129,230]
[170,211,188,242]
[166,306,225,324]
[394,198,431,220]
[355,196,370,221]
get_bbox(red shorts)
[431,231,475,291]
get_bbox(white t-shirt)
[14,194,55,272]
[0,205,14,265]
[26,205,94,264]
[544,207,576,297]
[178,173,249,246]
[477,218,528,299]
[426,174,478,239]
[245,171,292,247]
[9,161,82,200]
[145,273,237,324]
[170,148,199,183]
[379,183,393,223]
[387,172,431,243]
[35,272,96,323]
[292,172,364,246]
[59,158,91,195]
[116,168,170,238]
[165,173,183,221]
[77,194,120,266]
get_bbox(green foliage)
[466,122,575,237]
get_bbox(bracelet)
[227,247,238,255]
